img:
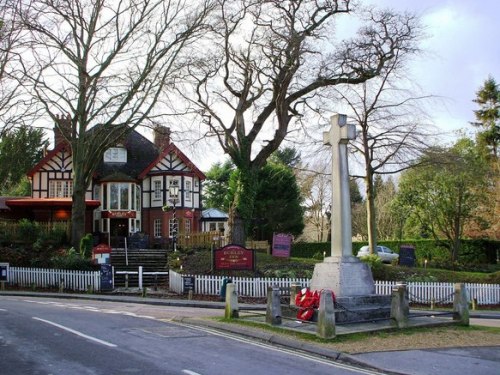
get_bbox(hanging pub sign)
[213,244,255,271]
[272,233,293,258]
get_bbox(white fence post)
[138,266,143,290]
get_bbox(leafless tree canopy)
[15,0,214,245]
[0,0,39,135]
[181,0,423,170]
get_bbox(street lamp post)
[168,185,179,252]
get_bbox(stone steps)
[282,295,392,324]
[110,248,168,288]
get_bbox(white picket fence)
[169,270,500,306]
[169,270,310,298]
[7,267,101,292]
[4,266,500,306]
[376,280,500,306]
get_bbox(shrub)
[79,233,93,259]
[17,219,40,244]
[50,247,98,271]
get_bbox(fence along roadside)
[4,267,500,306]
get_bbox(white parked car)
[356,245,399,264]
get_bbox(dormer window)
[104,146,127,163]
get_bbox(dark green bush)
[17,219,41,244]
[292,239,500,272]
[50,248,98,271]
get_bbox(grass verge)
[214,317,500,354]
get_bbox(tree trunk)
[70,167,87,249]
[228,167,258,245]
[365,172,378,254]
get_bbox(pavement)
[1,289,499,375]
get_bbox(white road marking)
[178,323,385,375]
[0,308,6,311]
[32,317,117,348]
[182,370,202,375]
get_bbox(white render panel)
[150,151,188,173]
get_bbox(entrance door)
[110,218,128,247]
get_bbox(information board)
[0,262,9,282]
[182,276,195,294]
[272,233,292,257]
[100,264,113,291]
[213,244,255,271]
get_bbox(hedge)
[291,239,500,266]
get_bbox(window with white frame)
[104,147,127,163]
[185,219,191,234]
[153,219,162,237]
[100,182,140,210]
[153,180,162,201]
[49,180,73,198]
[185,181,192,202]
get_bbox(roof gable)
[27,142,71,177]
[139,143,206,180]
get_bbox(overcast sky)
[365,0,499,134]
[180,0,500,171]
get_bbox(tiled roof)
[201,208,229,220]
[94,130,158,180]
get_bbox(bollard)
[390,283,409,328]
[430,298,435,310]
[142,287,147,298]
[317,290,336,339]
[0,281,4,291]
[188,289,193,300]
[265,286,282,325]
[471,298,477,311]
[290,283,301,307]
[59,279,65,293]
[224,283,239,319]
[453,283,470,326]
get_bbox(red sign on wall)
[213,244,255,271]
[101,211,136,219]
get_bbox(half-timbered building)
[5,121,205,247]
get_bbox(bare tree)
[0,0,39,135]
[19,0,214,246]
[180,0,423,243]
[330,56,436,253]
[297,162,331,242]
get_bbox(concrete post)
[390,283,409,328]
[453,283,470,326]
[316,290,336,339]
[266,286,282,325]
[224,283,239,319]
[290,283,301,307]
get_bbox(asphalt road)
[0,296,384,375]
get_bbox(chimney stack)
[154,125,171,149]
[54,114,71,146]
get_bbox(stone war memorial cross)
[310,114,376,297]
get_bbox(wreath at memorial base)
[295,287,335,321]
